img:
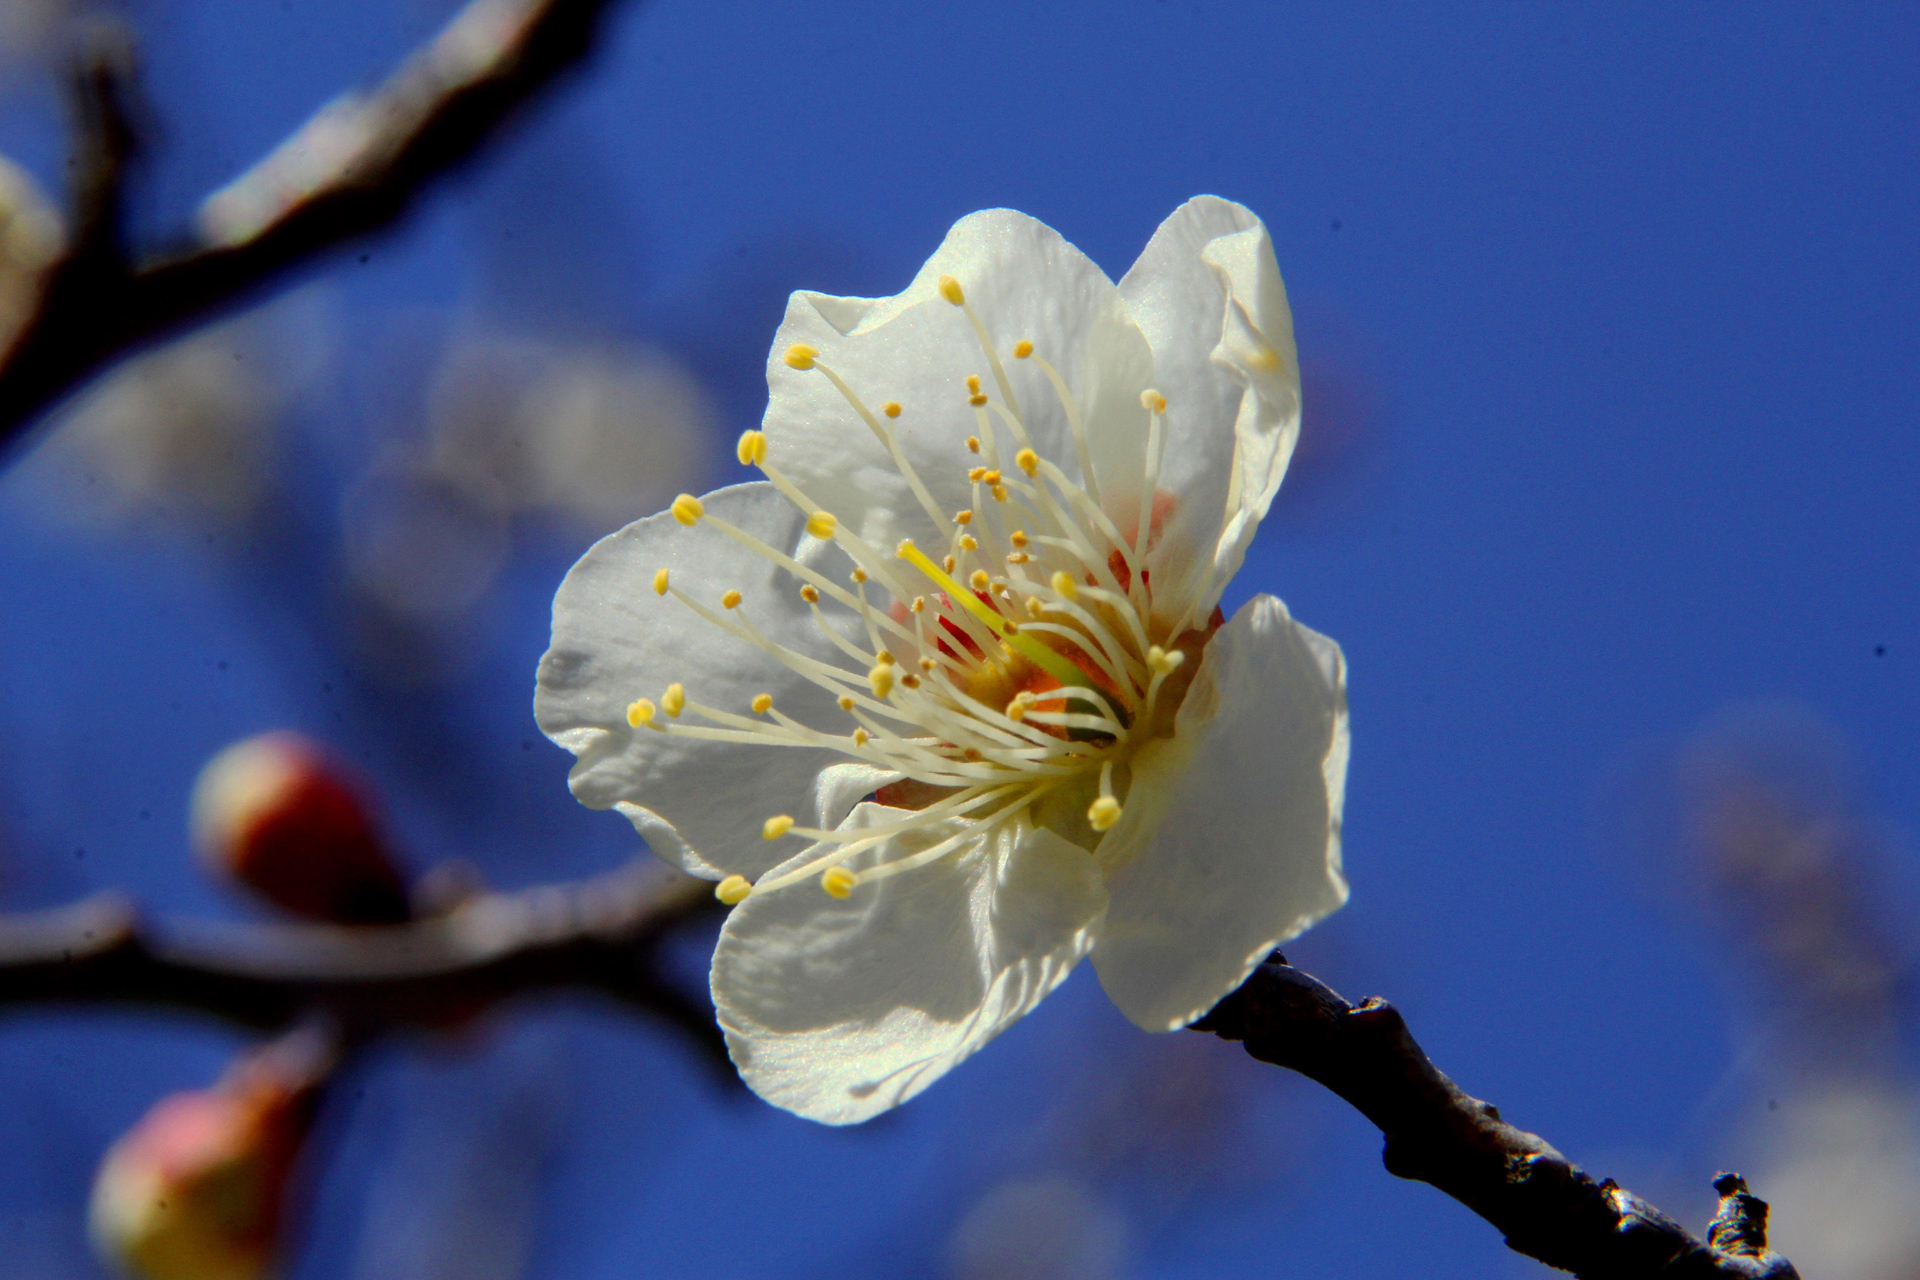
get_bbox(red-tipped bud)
[191,732,411,924]
[90,1032,331,1280]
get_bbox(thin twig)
[0,0,634,449]
[0,861,733,1080]
[1193,958,1800,1279]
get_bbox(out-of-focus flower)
[1756,1084,1920,1280]
[0,155,62,352]
[539,198,1350,1122]
[1652,703,1920,1279]
[340,458,512,626]
[427,335,711,536]
[192,731,412,924]
[946,1176,1130,1280]
[22,302,324,528]
[89,1031,332,1280]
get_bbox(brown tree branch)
[0,861,733,1080]
[1193,958,1800,1280]
[0,0,635,450]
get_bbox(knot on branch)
[1694,1173,1798,1279]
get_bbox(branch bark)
[0,861,731,1078]
[0,0,634,450]
[1193,958,1800,1280]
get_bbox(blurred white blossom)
[1657,703,1920,1280]
[426,334,711,536]
[1758,1084,1920,1280]
[340,460,511,625]
[19,298,328,528]
[946,1176,1130,1280]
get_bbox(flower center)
[630,275,1221,905]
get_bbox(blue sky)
[0,3,1916,1277]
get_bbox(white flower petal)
[1090,594,1348,1032]
[762,209,1153,552]
[535,482,873,880]
[1117,197,1299,619]
[713,803,1108,1124]
[1200,223,1302,596]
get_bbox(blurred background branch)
[0,861,727,1072]
[1195,958,1802,1280]
[0,0,637,449]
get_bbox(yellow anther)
[1005,692,1032,722]
[1002,617,1019,631]
[1140,388,1167,414]
[852,567,868,584]
[763,814,795,840]
[1007,551,1029,564]
[869,664,896,698]
[838,695,856,711]
[959,534,978,552]
[883,401,903,418]
[716,875,753,905]
[943,554,957,573]
[1014,340,1033,359]
[966,436,982,453]
[653,568,670,596]
[969,393,988,407]
[752,693,773,714]
[626,698,656,727]
[954,509,974,526]
[1010,530,1028,547]
[722,589,743,609]
[968,467,987,482]
[901,672,921,689]
[918,656,936,671]
[910,596,926,612]
[982,469,1002,484]
[784,343,818,370]
[1015,448,1038,475]
[800,584,820,603]
[1024,596,1045,618]
[1051,570,1078,601]
[969,569,991,591]
[853,728,870,746]
[1088,796,1122,831]
[1147,645,1187,675]
[990,484,1009,503]
[966,374,981,395]
[662,683,686,717]
[806,510,838,539]
[937,275,965,305]
[876,650,896,665]
[671,493,704,526]
[736,430,768,465]
[821,866,858,898]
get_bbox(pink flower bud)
[90,1035,330,1280]
[191,732,411,924]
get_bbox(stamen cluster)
[630,275,1208,904]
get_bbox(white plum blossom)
[536,197,1350,1124]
